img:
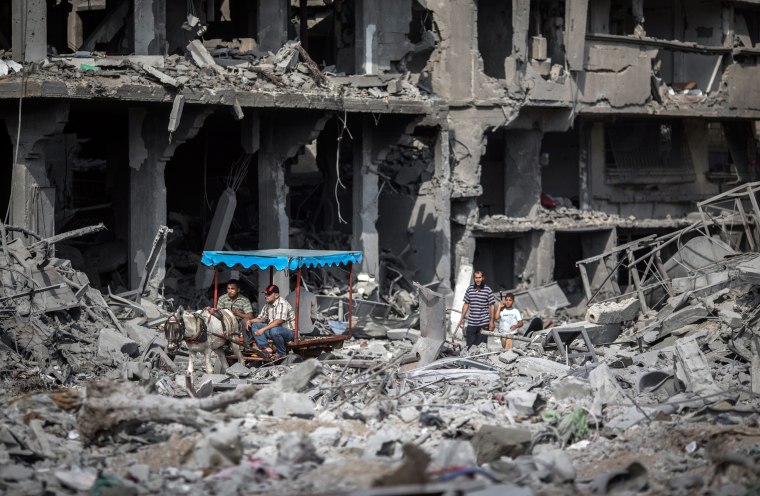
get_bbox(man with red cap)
[245,284,295,358]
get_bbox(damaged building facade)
[1,0,760,305]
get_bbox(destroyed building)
[2,1,759,302]
[2,1,760,495]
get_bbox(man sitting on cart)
[216,279,255,333]
[245,284,295,358]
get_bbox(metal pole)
[347,262,354,338]
[295,267,301,341]
[213,267,219,307]
[269,266,274,285]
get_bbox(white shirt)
[498,307,522,334]
[285,289,319,334]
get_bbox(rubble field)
[2,190,760,496]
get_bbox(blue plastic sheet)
[201,249,362,271]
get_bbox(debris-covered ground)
[2,186,760,496]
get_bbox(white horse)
[164,307,244,375]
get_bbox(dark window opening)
[0,121,12,222]
[49,0,133,56]
[185,0,258,55]
[477,0,513,79]
[553,232,582,281]
[479,129,506,217]
[0,2,11,50]
[56,104,129,290]
[529,0,566,66]
[474,236,516,291]
[604,120,696,185]
[735,8,760,48]
[541,130,579,208]
[286,114,354,249]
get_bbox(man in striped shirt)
[457,270,496,349]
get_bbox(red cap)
[263,284,279,295]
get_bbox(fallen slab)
[674,335,720,395]
[589,363,629,416]
[586,298,640,324]
[517,357,571,379]
[471,425,532,464]
[97,328,139,364]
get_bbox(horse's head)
[164,306,186,355]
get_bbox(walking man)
[458,270,496,349]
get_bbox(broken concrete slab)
[141,63,179,88]
[737,256,760,285]
[190,421,243,470]
[124,321,167,350]
[586,298,640,324]
[225,362,251,378]
[97,328,139,363]
[517,357,571,379]
[718,309,743,329]
[506,390,538,416]
[471,425,532,464]
[674,336,721,395]
[186,40,224,74]
[589,363,629,416]
[660,304,708,337]
[551,376,593,401]
[672,271,731,294]
[272,392,315,418]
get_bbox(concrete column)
[512,0,531,63]
[433,124,452,293]
[354,0,381,74]
[583,228,618,295]
[257,0,289,53]
[351,115,415,277]
[128,106,210,292]
[134,0,167,55]
[516,230,555,288]
[589,122,605,212]
[504,129,542,218]
[12,0,47,62]
[578,120,591,210]
[257,111,329,301]
[451,199,479,283]
[5,102,69,238]
[352,117,380,276]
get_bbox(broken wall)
[579,42,656,107]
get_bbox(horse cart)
[202,249,363,361]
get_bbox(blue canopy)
[201,249,363,271]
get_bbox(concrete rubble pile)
[0,248,757,495]
[0,38,427,102]
[478,204,693,232]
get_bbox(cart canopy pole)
[269,266,274,285]
[347,262,353,338]
[294,267,301,340]
[213,267,219,307]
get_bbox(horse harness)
[167,308,230,346]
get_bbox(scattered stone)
[271,392,315,418]
[471,425,532,464]
[586,298,640,324]
[507,390,538,416]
